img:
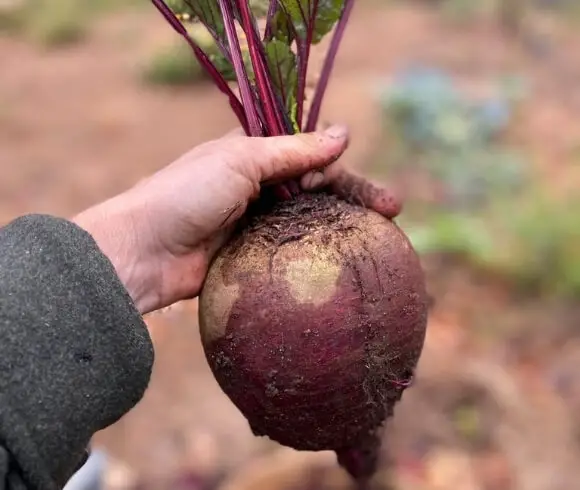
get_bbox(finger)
[176,227,234,304]
[304,163,403,219]
[229,124,349,184]
[300,170,326,190]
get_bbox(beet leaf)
[183,0,229,55]
[274,0,343,43]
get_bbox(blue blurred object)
[381,65,513,149]
[379,65,528,211]
[64,450,108,490]
[475,98,511,140]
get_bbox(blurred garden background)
[2,0,580,489]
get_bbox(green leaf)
[168,0,226,44]
[210,48,254,81]
[289,100,300,132]
[265,39,298,121]
[166,0,195,18]
[209,51,236,81]
[269,8,295,43]
[193,0,226,40]
[312,0,344,43]
[279,0,307,38]
[277,0,344,44]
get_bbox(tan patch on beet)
[282,252,341,305]
[199,256,240,343]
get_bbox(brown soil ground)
[2,3,580,490]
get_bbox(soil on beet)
[3,2,580,489]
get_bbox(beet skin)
[198,193,428,479]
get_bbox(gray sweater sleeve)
[0,214,154,490]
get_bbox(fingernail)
[301,171,326,190]
[323,124,348,140]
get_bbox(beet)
[199,193,428,479]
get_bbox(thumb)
[232,125,349,184]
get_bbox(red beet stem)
[305,0,354,132]
[295,0,319,131]
[218,0,263,136]
[237,0,283,135]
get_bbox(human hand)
[73,125,402,314]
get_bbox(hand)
[73,125,402,314]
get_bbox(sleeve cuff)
[0,214,154,489]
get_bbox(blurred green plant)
[439,0,488,23]
[141,24,240,86]
[142,41,207,86]
[400,0,498,24]
[404,193,580,298]
[533,0,580,25]
[492,194,580,297]
[25,0,87,47]
[377,67,580,298]
[0,0,24,33]
[0,0,141,47]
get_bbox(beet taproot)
[198,193,428,478]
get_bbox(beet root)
[198,193,428,477]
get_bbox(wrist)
[71,195,162,314]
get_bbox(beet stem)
[237,0,285,135]
[305,0,354,132]
[218,0,263,136]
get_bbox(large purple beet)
[198,193,428,479]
